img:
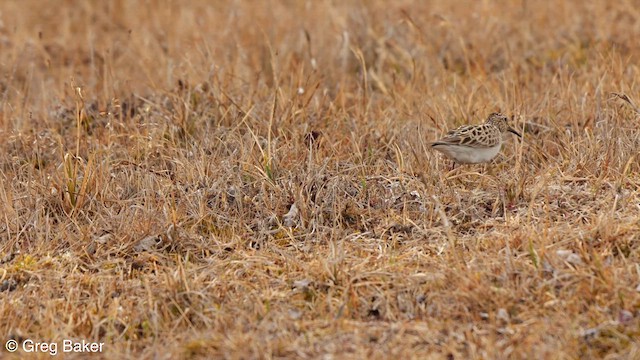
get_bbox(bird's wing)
[432,125,498,148]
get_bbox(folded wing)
[431,125,498,148]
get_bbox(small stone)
[134,235,162,252]
[283,203,299,228]
[292,279,312,291]
[581,327,598,338]
[0,252,16,264]
[619,310,633,324]
[0,279,17,292]
[497,308,510,322]
[94,233,113,244]
[288,309,302,320]
[556,249,583,265]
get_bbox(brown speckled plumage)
[431,113,521,164]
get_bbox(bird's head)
[486,112,521,138]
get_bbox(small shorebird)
[431,112,521,165]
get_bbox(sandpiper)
[431,112,521,164]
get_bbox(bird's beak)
[508,127,522,138]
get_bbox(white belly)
[433,143,502,164]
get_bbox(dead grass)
[1,0,639,359]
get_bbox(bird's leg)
[444,160,460,180]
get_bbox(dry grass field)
[1,0,640,358]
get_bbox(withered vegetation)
[0,1,639,358]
